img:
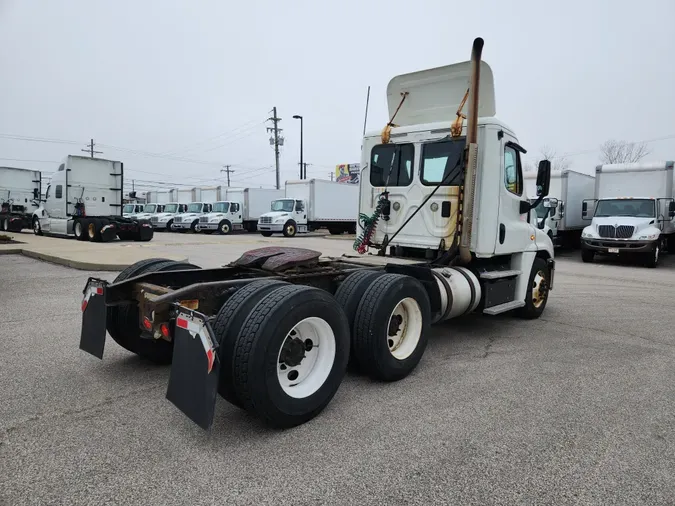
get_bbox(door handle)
[499,224,506,244]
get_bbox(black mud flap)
[79,278,109,359]
[547,258,555,291]
[166,306,220,430]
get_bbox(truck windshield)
[144,204,157,213]
[595,199,655,218]
[531,200,549,219]
[271,200,294,212]
[213,202,229,212]
[123,204,135,213]
[164,204,178,213]
[186,203,203,213]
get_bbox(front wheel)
[260,231,273,237]
[1,216,8,232]
[283,220,297,237]
[516,257,550,320]
[74,219,88,241]
[645,244,660,268]
[32,217,42,236]
[218,220,232,235]
[581,249,594,263]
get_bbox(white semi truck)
[79,38,554,431]
[0,166,41,232]
[33,155,153,242]
[525,170,595,248]
[257,179,358,237]
[198,188,284,234]
[581,161,675,267]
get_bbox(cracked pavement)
[1,250,675,505]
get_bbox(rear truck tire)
[190,220,199,233]
[212,279,290,408]
[328,227,342,235]
[1,216,8,232]
[581,249,594,263]
[112,260,201,363]
[87,218,103,242]
[645,243,659,268]
[334,269,385,369]
[349,223,356,234]
[516,257,550,320]
[352,274,431,382]
[32,216,42,236]
[74,218,89,241]
[218,219,232,235]
[134,219,154,242]
[232,285,350,428]
[260,231,273,237]
[283,220,297,237]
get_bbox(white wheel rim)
[75,222,82,235]
[276,317,336,399]
[387,297,423,360]
[655,247,659,263]
[222,223,229,233]
[33,220,39,233]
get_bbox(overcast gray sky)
[0,0,673,194]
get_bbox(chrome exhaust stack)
[459,37,484,264]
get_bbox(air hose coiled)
[353,193,388,254]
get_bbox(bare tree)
[599,139,650,164]
[526,145,570,173]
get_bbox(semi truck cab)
[197,201,242,234]
[171,202,213,232]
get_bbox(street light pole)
[293,115,303,179]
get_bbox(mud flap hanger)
[165,305,221,430]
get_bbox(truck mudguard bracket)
[166,306,221,430]
[79,278,109,359]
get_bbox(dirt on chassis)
[79,246,551,429]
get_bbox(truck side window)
[295,201,305,212]
[421,138,465,186]
[370,143,414,187]
[231,203,240,212]
[55,185,63,199]
[504,146,523,196]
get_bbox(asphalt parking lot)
[2,240,675,505]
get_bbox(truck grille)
[260,216,272,224]
[598,225,634,239]
[150,216,158,223]
[199,216,209,223]
[174,216,182,223]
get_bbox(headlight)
[638,233,658,240]
[210,218,219,223]
[159,217,168,222]
[274,218,286,223]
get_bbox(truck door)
[294,200,306,224]
[39,185,52,233]
[494,138,534,255]
[230,203,241,223]
[49,183,69,235]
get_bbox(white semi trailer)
[198,188,284,234]
[257,179,358,237]
[581,161,675,267]
[0,166,41,232]
[79,38,554,432]
[525,170,595,248]
[33,155,153,242]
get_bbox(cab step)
[483,300,525,315]
[479,269,521,280]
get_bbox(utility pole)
[267,107,283,190]
[220,165,235,187]
[82,138,102,158]
[330,172,334,182]
[298,162,311,179]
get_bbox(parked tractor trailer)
[0,166,41,232]
[33,155,154,242]
[79,38,555,431]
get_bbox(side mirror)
[559,201,565,218]
[581,201,587,218]
[33,188,39,199]
[669,201,675,218]
[536,160,551,197]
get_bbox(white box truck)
[149,202,189,231]
[33,155,153,242]
[580,161,675,267]
[171,202,213,232]
[524,170,595,248]
[0,166,41,232]
[197,188,284,234]
[199,186,223,203]
[258,179,358,237]
[146,190,175,205]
